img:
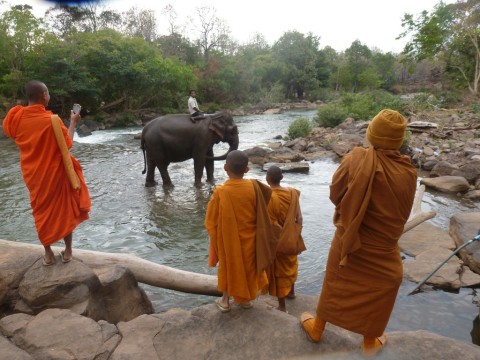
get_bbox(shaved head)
[25,80,48,103]
[266,165,283,184]
[226,150,249,175]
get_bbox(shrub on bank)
[288,117,313,139]
[314,90,404,128]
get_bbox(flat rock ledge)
[1,295,479,360]
[400,218,480,291]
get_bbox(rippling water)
[1,110,479,344]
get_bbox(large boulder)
[430,161,460,177]
[450,213,480,275]
[262,162,310,174]
[0,309,120,359]
[0,249,153,324]
[401,222,480,289]
[420,176,470,193]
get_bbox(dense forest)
[0,0,479,123]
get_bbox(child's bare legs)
[62,233,73,261]
[43,245,55,264]
[277,297,287,312]
[287,284,296,299]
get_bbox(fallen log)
[0,239,220,296]
[404,184,436,233]
[0,187,434,296]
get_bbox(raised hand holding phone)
[73,103,81,115]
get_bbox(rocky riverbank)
[1,235,480,359]
[243,107,480,202]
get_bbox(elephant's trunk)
[210,133,239,161]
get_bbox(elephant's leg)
[159,163,174,188]
[205,148,215,184]
[145,152,158,187]
[193,157,206,188]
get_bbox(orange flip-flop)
[362,334,387,357]
[300,312,321,343]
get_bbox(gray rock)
[422,160,438,171]
[93,265,154,323]
[76,124,92,137]
[449,213,480,275]
[8,308,116,360]
[420,176,470,193]
[399,222,455,257]
[423,146,434,156]
[263,162,310,174]
[0,335,33,360]
[465,190,480,200]
[18,257,105,319]
[430,161,459,177]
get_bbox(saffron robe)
[267,187,301,298]
[206,178,270,303]
[3,104,91,246]
[317,147,416,337]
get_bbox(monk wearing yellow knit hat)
[300,109,417,356]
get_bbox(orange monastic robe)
[317,147,416,337]
[3,104,91,246]
[206,178,268,304]
[267,188,300,298]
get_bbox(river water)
[1,110,479,344]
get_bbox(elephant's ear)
[209,113,226,139]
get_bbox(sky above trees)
[7,0,456,53]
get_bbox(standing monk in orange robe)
[299,109,417,356]
[266,165,304,313]
[3,80,91,266]
[206,150,275,312]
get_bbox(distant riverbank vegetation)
[0,1,479,122]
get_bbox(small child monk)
[265,165,305,312]
[206,150,275,312]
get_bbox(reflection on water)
[1,109,479,343]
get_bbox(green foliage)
[287,117,313,139]
[314,103,349,128]
[470,101,480,114]
[314,90,403,128]
[112,112,136,127]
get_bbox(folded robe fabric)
[206,178,270,302]
[317,146,417,337]
[3,104,91,246]
[267,187,302,298]
[51,115,80,190]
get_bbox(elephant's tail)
[141,138,147,175]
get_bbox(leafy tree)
[272,31,321,99]
[399,0,480,94]
[0,4,47,99]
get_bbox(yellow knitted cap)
[366,109,407,150]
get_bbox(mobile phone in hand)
[73,103,81,115]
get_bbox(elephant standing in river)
[141,111,239,187]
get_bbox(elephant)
[141,111,239,188]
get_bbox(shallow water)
[1,110,479,344]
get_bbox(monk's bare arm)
[68,110,81,140]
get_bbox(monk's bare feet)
[43,246,55,266]
[61,249,72,263]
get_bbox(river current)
[1,110,479,344]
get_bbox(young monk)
[266,165,305,312]
[3,80,91,266]
[299,109,417,356]
[206,150,276,312]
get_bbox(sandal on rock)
[42,256,55,266]
[240,302,253,309]
[300,312,322,343]
[362,334,387,357]
[60,251,72,263]
[214,298,230,313]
